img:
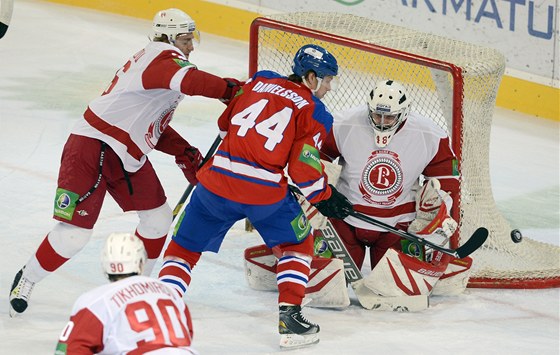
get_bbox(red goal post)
[249,13,560,289]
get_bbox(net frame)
[249,14,560,289]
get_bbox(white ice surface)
[0,1,558,354]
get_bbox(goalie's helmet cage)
[367,80,411,147]
[292,44,338,79]
[152,8,196,42]
[101,233,147,279]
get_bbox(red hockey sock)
[35,234,69,272]
[135,230,166,259]
[158,240,201,297]
[277,255,311,305]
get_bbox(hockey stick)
[0,0,14,39]
[349,211,488,259]
[288,185,427,311]
[172,134,222,220]
[318,219,428,312]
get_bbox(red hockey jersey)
[198,70,334,205]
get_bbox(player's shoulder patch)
[172,58,196,68]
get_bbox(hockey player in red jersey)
[157,44,353,348]
[319,79,472,297]
[55,233,197,354]
[9,8,242,317]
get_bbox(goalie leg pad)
[363,248,447,297]
[304,257,349,308]
[244,245,350,308]
[244,244,278,291]
[351,280,429,312]
[431,256,473,296]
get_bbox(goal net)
[249,13,560,289]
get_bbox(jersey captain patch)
[358,150,404,206]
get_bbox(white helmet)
[152,8,199,43]
[101,233,147,280]
[367,80,411,147]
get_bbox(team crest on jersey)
[145,104,177,148]
[358,150,404,206]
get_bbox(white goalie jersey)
[327,104,459,231]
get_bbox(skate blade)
[279,333,319,349]
[9,306,22,318]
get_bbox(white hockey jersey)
[324,104,459,230]
[55,275,196,355]
[72,41,227,172]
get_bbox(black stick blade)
[456,227,489,258]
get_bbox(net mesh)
[250,13,560,288]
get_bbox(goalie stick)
[318,219,429,312]
[349,211,488,259]
[0,0,14,39]
[172,134,222,219]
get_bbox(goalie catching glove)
[312,184,353,220]
[408,178,457,246]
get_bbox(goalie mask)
[101,233,147,280]
[292,44,339,94]
[153,8,200,44]
[368,80,411,147]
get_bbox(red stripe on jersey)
[59,308,104,353]
[354,201,416,217]
[424,137,459,179]
[142,50,183,90]
[83,107,144,161]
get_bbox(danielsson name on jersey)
[198,70,334,206]
[327,104,459,230]
[55,275,195,354]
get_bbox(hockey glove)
[312,184,353,219]
[175,146,203,185]
[220,78,244,105]
[408,179,457,246]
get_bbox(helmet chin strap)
[303,76,323,94]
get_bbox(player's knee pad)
[137,203,172,239]
[48,222,92,258]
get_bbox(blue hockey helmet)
[292,44,338,79]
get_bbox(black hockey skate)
[278,305,320,348]
[9,268,35,317]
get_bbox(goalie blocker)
[244,242,473,309]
